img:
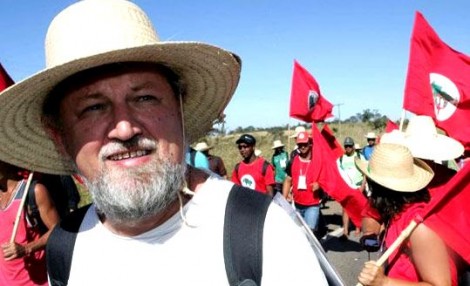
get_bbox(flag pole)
[10,172,34,243]
[356,220,418,286]
[399,109,406,132]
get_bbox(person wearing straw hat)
[0,1,328,285]
[356,143,457,286]
[363,132,378,161]
[271,140,288,196]
[0,161,60,285]
[194,142,227,178]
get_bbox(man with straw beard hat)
[0,1,327,285]
[356,143,457,285]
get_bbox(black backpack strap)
[223,184,272,286]
[234,162,240,179]
[261,160,270,177]
[47,204,91,286]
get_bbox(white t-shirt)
[67,177,328,285]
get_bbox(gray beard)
[84,157,186,227]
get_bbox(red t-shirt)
[287,155,320,206]
[385,202,457,285]
[231,157,275,194]
[0,180,48,286]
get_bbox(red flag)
[422,164,470,264]
[311,124,367,227]
[403,12,470,151]
[290,60,333,123]
[0,63,14,91]
[320,124,344,159]
[384,119,399,133]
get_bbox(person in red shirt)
[356,143,457,286]
[231,134,275,196]
[282,131,322,235]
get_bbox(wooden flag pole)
[356,220,418,286]
[399,109,406,132]
[10,172,34,243]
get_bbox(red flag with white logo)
[403,12,470,151]
[290,60,333,123]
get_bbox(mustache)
[99,137,157,160]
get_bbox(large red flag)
[0,63,13,91]
[320,124,344,160]
[421,163,470,264]
[290,60,333,123]
[311,124,367,227]
[403,12,470,151]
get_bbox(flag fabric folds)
[403,12,470,151]
[320,124,344,160]
[0,63,13,91]
[311,124,367,227]
[421,163,470,264]
[290,60,333,123]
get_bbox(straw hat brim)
[355,157,434,192]
[0,43,241,174]
[405,134,464,161]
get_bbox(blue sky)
[1,1,469,131]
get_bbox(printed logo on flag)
[240,174,256,190]
[308,90,319,111]
[430,73,460,121]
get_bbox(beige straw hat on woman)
[0,0,241,174]
[355,143,434,193]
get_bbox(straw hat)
[289,126,306,138]
[380,130,406,145]
[355,143,434,192]
[254,149,262,156]
[271,140,285,149]
[194,142,213,152]
[404,116,464,161]
[365,132,377,139]
[0,0,241,174]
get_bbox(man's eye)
[136,95,160,102]
[81,104,104,115]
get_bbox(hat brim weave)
[355,157,434,193]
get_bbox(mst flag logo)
[308,90,319,111]
[430,73,460,121]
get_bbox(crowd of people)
[0,0,468,285]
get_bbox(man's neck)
[243,154,256,164]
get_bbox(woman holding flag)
[356,143,457,286]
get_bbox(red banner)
[422,164,470,264]
[0,63,13,91]
[403,12,470,151]
[290,60,333,123]
[311,124,367,227]
[320,124,344,160]
[384,119,399,133]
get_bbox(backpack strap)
[234,162,240,179]
[224,184,272,286]
[46,204,91,286]
[25,180,49,234]
[261,160,270,177]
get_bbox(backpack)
[46,184,272,286]
[234,160,270,180]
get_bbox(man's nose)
[108,112,143,141]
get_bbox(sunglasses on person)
[344,145,354,148]
[297,143,310,148]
